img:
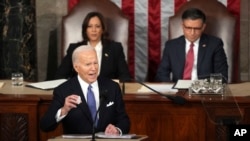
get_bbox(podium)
[47,135,148,141]
[1,80,250,141]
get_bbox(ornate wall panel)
[0,0,37,81]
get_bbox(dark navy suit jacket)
[55,39,131,82]
[40,76,130,134]
[155,34,228,83]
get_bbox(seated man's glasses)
[183,24,203,32]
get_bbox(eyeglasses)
[183,24,203,32]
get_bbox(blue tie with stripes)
[87,85,97,125]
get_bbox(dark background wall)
[0,0,37,81]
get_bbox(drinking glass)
[11,72,23,86]
[210,73,222,84]
[210,73,223,93]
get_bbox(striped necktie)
[87,85,97,124]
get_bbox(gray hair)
[72,45,95,63]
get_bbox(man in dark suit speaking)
[40,45,130,135]
[155,8,228,83]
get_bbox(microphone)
[136,80,186,105]
[91,89,108,141]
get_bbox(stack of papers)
[0,82,4,88]
[96,132,136,139]
[62,134,91,139]
[62,132,136,139]
[173,80,193,89]
[137,83,177,94]
[26,79,67,90]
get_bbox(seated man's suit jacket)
[155,34,228,83]
[55,39,131,82]
[40,76,130,134]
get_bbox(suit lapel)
[179,37,186,70]
[100,40,110,74]
[75,77,108,127]
[96,78,108,127]
[197,34,208,70]
[72,77,93,123]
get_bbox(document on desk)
[95,132,136,139]
[26,79,67,90]
[62,134,91,139]
[61,133,136,139]
[137,83,177,94]
[0,82,4,88]
[173,80,193,89]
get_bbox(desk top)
[0,80,53,95]
[1,80,250,97]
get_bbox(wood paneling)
[0,95,39,141]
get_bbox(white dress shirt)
[78,76,100,109]
[88,41,102,75]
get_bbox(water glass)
[210,73,222,84]
[11,72,23,86]
[210,73,223,93]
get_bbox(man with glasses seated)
[155,8,228,83]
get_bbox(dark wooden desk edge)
[1,91,250,104]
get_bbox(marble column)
[0,0,36,81]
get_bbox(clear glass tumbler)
[11,72,23,86]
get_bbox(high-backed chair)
[169,0,236,83]
[62,0,129,60]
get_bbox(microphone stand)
[91,90,107,141]
[91,109,99,141]
[136,80,186,105]
[120,78,133,95]
[122,81,125,95]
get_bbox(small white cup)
[11,72,23,86]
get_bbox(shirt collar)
[87,41,102,50]
[185,38,200,47]
[77,75,98,88]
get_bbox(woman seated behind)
[55,11,131,82]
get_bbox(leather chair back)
[169,0,236,83]
[62,0,129,60]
